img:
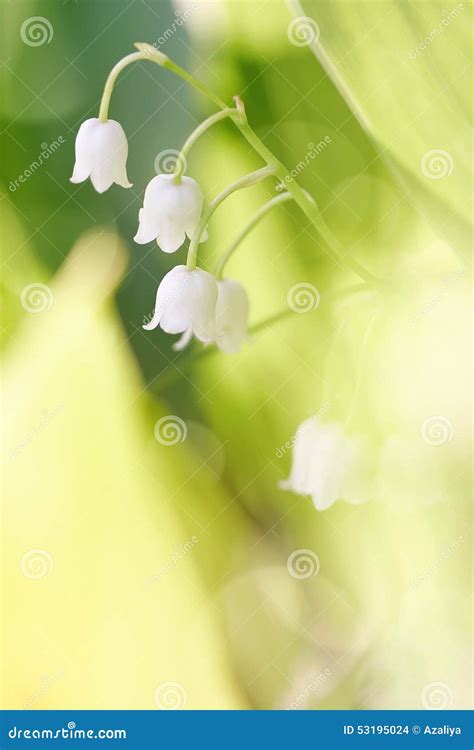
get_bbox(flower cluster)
[69,43,379,513]
[69,45,351,357]
[71,117,249,354]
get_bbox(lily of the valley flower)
[279,419,371,511]
[172,278,249,353]
[143,265,217,344]
[70,118,132,193]
[134,174,207,254]
[215,279,249,354]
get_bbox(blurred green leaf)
[2,229,244,708]
[291,0,472,257]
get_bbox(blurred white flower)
[134,174,207,253]
[70,118,132,193]
[143,265,217,345]
[279,419,371,511]
[215,280,249,354]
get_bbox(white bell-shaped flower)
[134,174,207,254]
[70,118,132,193]
[215,279,249,354]
[172,278,249,353]
[143,265,217,345]
[279,419,371,511]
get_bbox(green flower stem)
[153,283,372,393]
[103,44,379,285]
[215,192,295,279]
[98,43,225,122]
[250,282,372,337]
[238,114,377,285]
[186,165,277,271]
[135,44,378,286]
[172,108,238,182]
[98,51,145,122]
[151,49,228,110]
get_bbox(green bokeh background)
[1,0,471,709]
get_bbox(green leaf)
[2,230,244,709]
[290,0,472,258]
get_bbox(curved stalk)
[143,47,380,286]
[146,46,228,110]
[186,165,277,270]
[173,108,237,181]
[215,192,294,279]
[98,43,225,122]
[99,51,145,121]
[153,283,373,392]
[102,44,381,286]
